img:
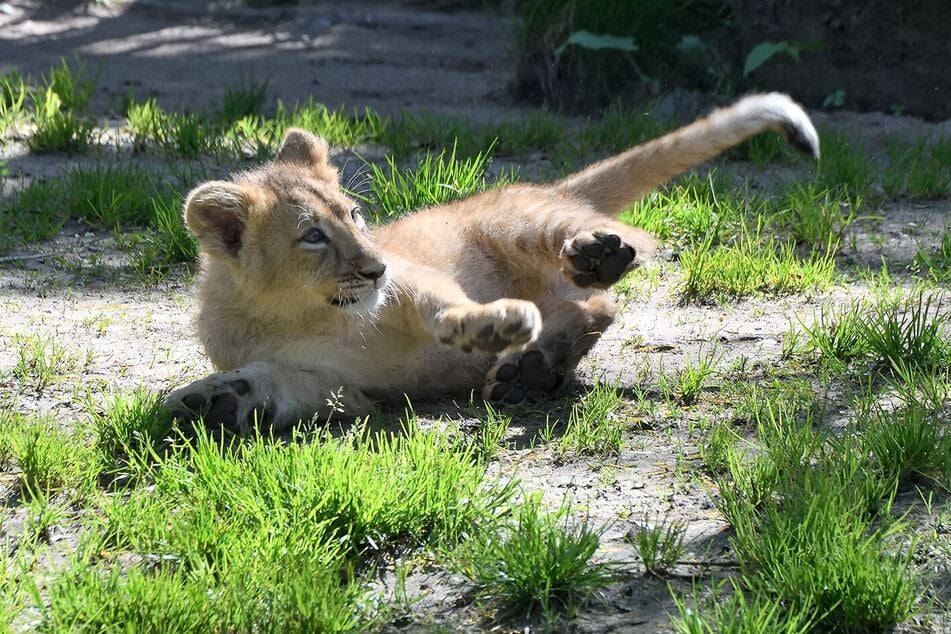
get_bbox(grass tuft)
[450,495,622,620]
[11,333,75,392]
[798,290,949,376]
[356,143,515,222]
[627,515,686,576]
[679,232,837,304]
[549,380,625,460]
[87,388,175,485]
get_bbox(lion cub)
[166,93,818,433]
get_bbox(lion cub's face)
[184,129,389,313]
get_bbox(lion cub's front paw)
[436,299,541,353]
[483,349,564,406]
[165,370,272,436]
[561,231,637,288]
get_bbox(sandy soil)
[1,1,950,632]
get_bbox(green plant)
[11,333,75,392]
[28,86,95,152]
[511,0,731,109]
[815,132,875,203]
[450,495,623,620]
[660,348,719,405]
[42,419,514,631]
[277,98,388,148]
[87,388,175,484]
[355,143,515,222]
[387,111,567,160]
[553,380,625,460]
[0,69,28,137]
[9,417,90,500]
[883,136,951,200]
[0,178,69,250]
[126,98,166,151]
[44,57,98,112]
[131,192,198,281]
[859,404,951,486]
[672,580,813,634]
[679,232,837,304]
[627,515,686,575]
[220,77,269,124]
[913,228,951,282]
[767,183,857,247]
[475,404,511,462]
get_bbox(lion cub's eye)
[300,227,328,245]
[351,207,364,226]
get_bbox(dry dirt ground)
[1,1,950,632]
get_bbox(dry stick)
[0,253,56,264]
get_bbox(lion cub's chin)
[329,286,387,315]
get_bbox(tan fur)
[166,94,819,433]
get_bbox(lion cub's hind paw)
[483,349,564,406]
[562,231,636,288]
[165,372,271,436]
[438,299,541,354]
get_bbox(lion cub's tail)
[557,93,819,216]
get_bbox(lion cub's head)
[184,128,389,314]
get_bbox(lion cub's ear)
[275,128,338,183]
[184,181,254,258]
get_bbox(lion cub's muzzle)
[329,264,389,309]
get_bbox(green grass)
[704,395,924,632]
[4,164,160,234]
[883,136,951,200]
[355,143,516,222]
[913,228,951,283]
[474,404,511,462]
[130,191,199,281]
[28,85,96,152]
[450,495,623,620]
[678,232,838,304]
[765,183,858,247]
[7,417,91,500]
[0,69,28,137]
[44,57,97,112]
[730,130,797,166]
[620,173,746,248]
[34,418,515,631]
[659,348,719,405]
[219,77,269,124]
[815,132,876,203]
[547,380,625,460]
[796,290,950,376]
[577,101,671,155]
[627,515,686,575]
[26,58,99,152]
[672,580,813,634]
[87,388,175,486]
[2,164,199,274]
[125,97,164,151]
[859,404,951,486]
[11,333,75,392]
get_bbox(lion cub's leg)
[483,293,616,405]
[165,361,372,434]
[400,261,542,353]
[559,222,649,289]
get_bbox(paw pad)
[562,231,636,288]
[166,376,270,436]
[483,350,563,406]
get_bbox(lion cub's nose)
[358,263,386,281]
